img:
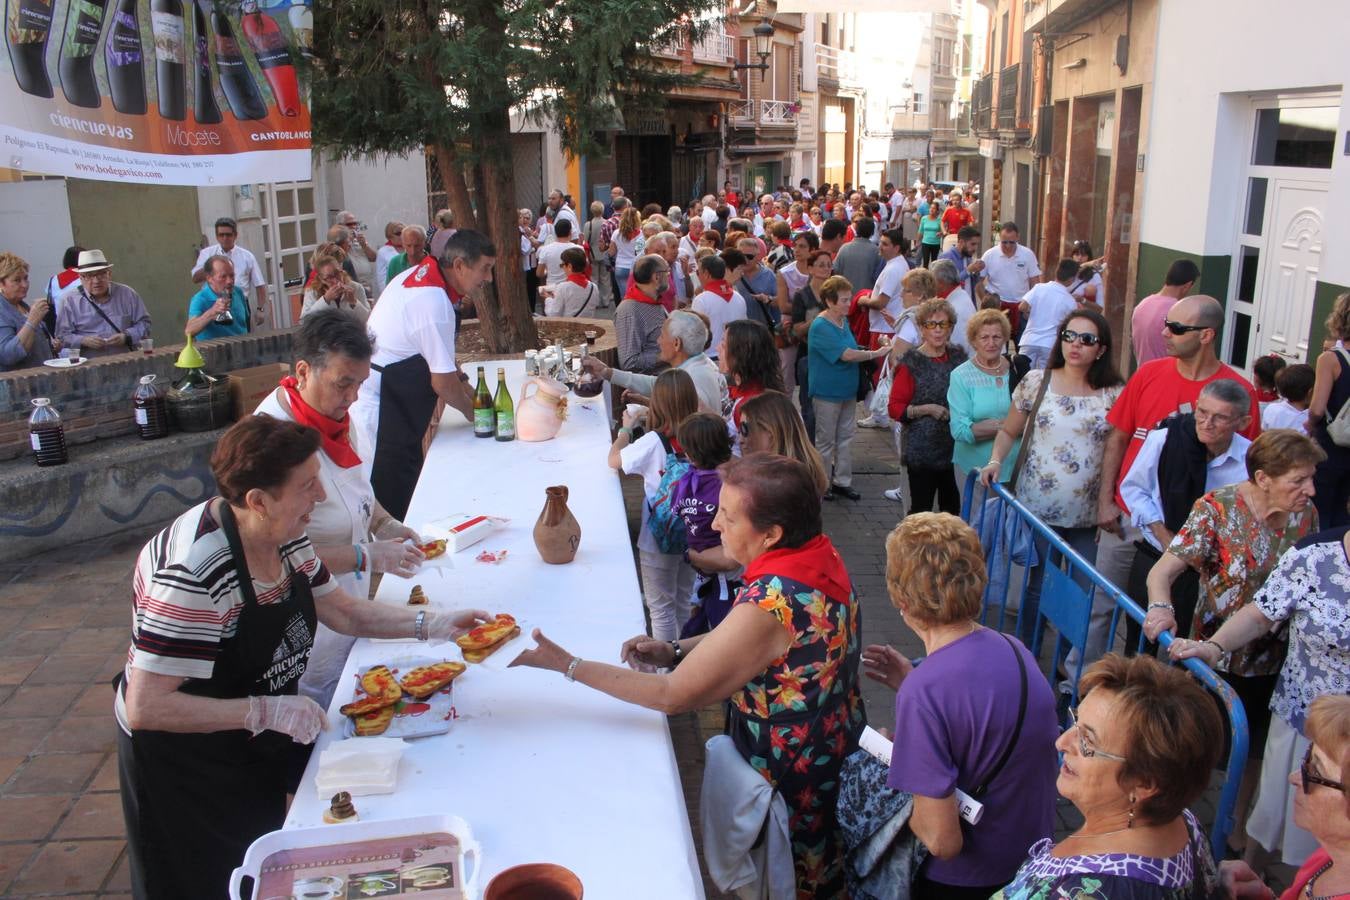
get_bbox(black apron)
[370,353,439,520]
[118,500,318,900]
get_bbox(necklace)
[1307,858,1347,899]
[972,357,1006,386]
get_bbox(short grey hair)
[930,258,960,287]
[612,197,630,211]
[435,208,454,227]
[326,224,350,245]
[400,224,427,241]
[1199,379,1251,416]
[665,310,708,357]
[590,201,604,217]
[653,231,678,251]
[334,209,358,226]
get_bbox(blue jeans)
[795,353,815,440]
[615,267,632,298]
[1018,525,1098,651]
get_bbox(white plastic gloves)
[246,694,328,744]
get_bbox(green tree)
[312,0,723,352]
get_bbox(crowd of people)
[13,174,1342,899]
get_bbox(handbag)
[869,352,894,420]
[1325,348,1350,447]
[1009,368,1052,491]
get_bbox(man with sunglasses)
[190,217,268,327]
[1092,295,1260,607]
[979,221,1040,306]
[1131,259,1199,365]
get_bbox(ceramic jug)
[533,485,581,564]
[516,375,569,441]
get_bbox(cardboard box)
[228,363,291,420]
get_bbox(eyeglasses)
[81,271,111,280]
[1164,320,1209,335]
[922,320,952,330]
[1302,744,1346,794]
[216,232,236,239]
[1193,408,1238,426]
[1066,706,1127,762]
[738,420,752,437]
[1060,329,1101,346]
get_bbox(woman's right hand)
[862,644,912,692]
[363,539,423,578]
[978,461,1000,487]
[621,634,675,672]
[26,298,50,327]
[246,694,328,744]
[1142,606,1177,641]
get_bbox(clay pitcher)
[533,486,581,564]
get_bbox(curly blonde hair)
[885,512,986,625]
[0,251,29,285]
[902,267,937,299]
[965,307,1011,346]
[1326,291,1350,341]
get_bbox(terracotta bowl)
[484,863,583,900]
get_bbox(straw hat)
[74,249,113,273]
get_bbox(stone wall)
[0,330,296,462]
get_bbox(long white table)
[286,360,705,898]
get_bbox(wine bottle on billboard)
[239,0,297,116]
[105,0,146,114]
[190,0,220,122]
[7,0,56,98]
[57,0,106,107]
[208,1,265,120]
[151,0,186,120]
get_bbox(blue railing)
[960,471,1248,858]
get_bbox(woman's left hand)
[364,540,424,578]
[423,608,492,642]
[862,643,912,692]
[1218,860,1274,900]
[374,518,420,543]
[1142,606,1177,641]
[1168,637,1222,666]
[509,628,573,674]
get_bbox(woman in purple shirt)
[863,512,1060,898]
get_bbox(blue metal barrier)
[960,470,1249,858]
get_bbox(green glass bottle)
[493,367,515,442]
[472,366,494,438]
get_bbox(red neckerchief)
[304,270,317,288]
[742,533,852,605]
[1257,387,1278,403]
[728,381,763,429]
[384,241,399,248]
[565,272,590,289]
[279,376,361,468]
[624,279,661,305]
[56,268,79,289]
[404,258,446,289]
[703,279,734,302]
[789,217,804,231]
[937,283,956,299]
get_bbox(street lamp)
[732,21,774,81]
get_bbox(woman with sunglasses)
[1274,694,1350,900]
[979,308,1124,644]
[1170,515,1347,877]
[995,654,1235,900]
[737,390,830,496]
[888,297,967,514]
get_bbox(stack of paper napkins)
[315,737,405,797]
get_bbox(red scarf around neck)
[703,279,734,301]
[280,376,361,468]
[565,272,590,289]
[624,278,661,305]
[743,533,852,605]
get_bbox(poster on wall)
[2,0,311,185]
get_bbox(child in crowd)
[1261,362,1315,433]
[669,413,739,637]
[1252,353,1286,407]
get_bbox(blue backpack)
[646,433,691,554]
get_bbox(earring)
[1127,795,1136,829]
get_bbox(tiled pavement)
[0,411,1285,897]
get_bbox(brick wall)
[0,330,295,462]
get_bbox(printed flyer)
[2,0,312,185]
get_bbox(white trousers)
[638,549,695,641]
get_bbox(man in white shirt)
[373,220,404,297]
[931,258,976,355]
[856,229,910,428]
[1017,258,1082,368]
[549,189,580,233]
[691,254,747,360]
[700,195,719,228]
[535,217,578,287]
[350,230,490,519]
[980,221,1041,302]
[191,217,268,325]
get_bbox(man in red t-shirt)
[941,195,973,239]
[1093,295,1261,600]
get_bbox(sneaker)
[883,487,906,503]
[857,415,889,429]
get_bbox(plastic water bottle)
[29,398,68,467]
[133,374,169,440]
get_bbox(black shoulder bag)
[967,632,1029,799]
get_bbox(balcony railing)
[692,31,733,63]
[729,100,754,125]
[972,73,993,131]
[997,63,1019,129]
[760,99,797,125]
[652,33,685,59]
[815,44,860,84]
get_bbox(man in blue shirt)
[938,225,986,299]
[186,255,250,340]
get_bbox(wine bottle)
[151,0,186,120]
[473,367,495,438]
[189,0,219,122]
[57,0,105,107]
[239,0,298,116]
[208,1,265,120]
[6,0,55,98]
[104,0,145,114]
[493,368,515,442]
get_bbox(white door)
[1256,181,1325,362]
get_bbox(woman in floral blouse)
[979,308,1125,647]
[1168,439,1339,876]
[511,453,864,896]
[1146,429,1323,857]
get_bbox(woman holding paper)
[255,308,426,706]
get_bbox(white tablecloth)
[286,360,704,899]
